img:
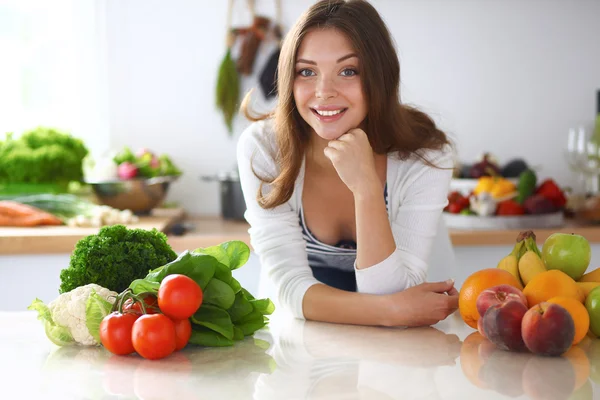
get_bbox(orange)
[576,282,600,301]
[547,296,590,346]
[523,270,584,307]
[459,268,523,329]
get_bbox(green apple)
[585,286,600,338]
[542,233,591,281]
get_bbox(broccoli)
[59,225,177,294]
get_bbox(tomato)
[173,318,192,351]
[132,314,177,360]
[99,312,139,355]
[158,274,203,320]
[123,295,159,315]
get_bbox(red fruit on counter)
[523,194,558,215]
[117,162,139,180]
[448,202,465,214]
[476,284,528,318]
[496,199,525,216]
[535,179,567,209]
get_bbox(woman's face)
[293,28,367,142]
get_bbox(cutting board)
[0,208,184,255]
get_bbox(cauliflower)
[29,284,118,346]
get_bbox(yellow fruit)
[497,254,523,286]
[577,282,600,300]
[523,270,585,307]
[579,268,600,283]
[518,250,546,286]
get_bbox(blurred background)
[0,0,598,217]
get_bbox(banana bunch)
[497,230,546,287]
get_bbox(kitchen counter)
[2,214,600,255]
[165,216,600,251]
[3,309,597,399]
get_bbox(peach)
[521,302,575,356]
[476,284,528,318]
[481,300,528,352]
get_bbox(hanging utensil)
[259,0,282,99]
[236,0,270,76]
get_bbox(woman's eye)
[297,69,315,77]
[341,68,358,77]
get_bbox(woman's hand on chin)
[323,128,379,195]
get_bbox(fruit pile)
[459,230,600,357]
[446,168,567,217]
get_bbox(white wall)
[106,0,600,216]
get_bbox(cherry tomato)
[158,274,203,320]
[123,295,159,315]
[100,312,139,355]
[173,318,192,351]
[132,314,177,360]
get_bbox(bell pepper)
[496,199,526,216]
[535,179,567,208]
[473,177,517,199]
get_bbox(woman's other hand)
[383,280,459,327]
[323,128,379,194]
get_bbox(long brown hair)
[241,0,450,209]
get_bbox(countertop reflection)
[1,311,597,399]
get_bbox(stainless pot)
[201,170,247,221]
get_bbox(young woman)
[237,0,458,327]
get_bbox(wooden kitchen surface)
[3,213,600,255]
[0,208,184,255]
[167,216,600,251]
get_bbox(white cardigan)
[236,120,453,319]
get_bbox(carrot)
[0,201,44,217]
[0,212,62,227]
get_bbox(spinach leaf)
[214,261,233,284]
[195,241,250,271]
[191,304,234,340]
[230,277,242,294]
[144,250,217,290]
[237,310,264,324]
[129,279,160,295]
[194,245,229,267]
[222,241,250,270]
[241,288,255,300]
[237,313,267,336]
[233,326,245,341]
[189,326,234,347]
[250,298,275,315]
[228,291,253,322]
[203,278,235,310]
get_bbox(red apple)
[476,284,528,318]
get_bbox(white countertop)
[2,310,597,399]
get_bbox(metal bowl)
[86,176,179,214]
